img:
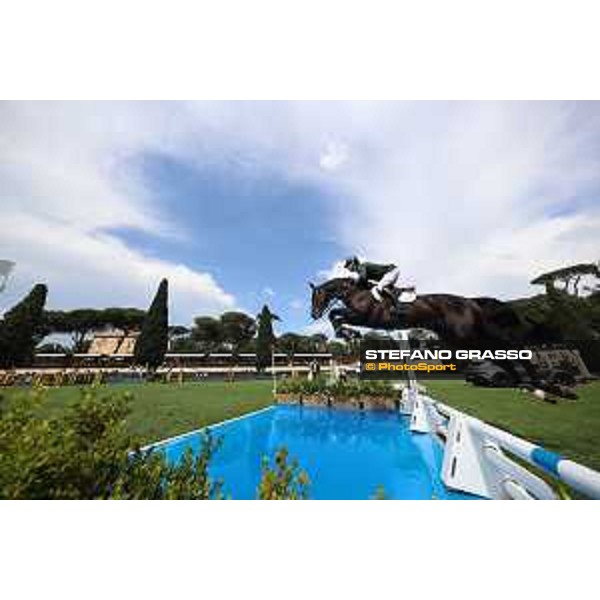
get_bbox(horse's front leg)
[329,308,355,339]
[328,308,346,338]
[329,308,361,340]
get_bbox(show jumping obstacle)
[309,278,600,499]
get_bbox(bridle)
[310,279,354,318]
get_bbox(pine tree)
[256,305,279,372]
[0,283,48,367]
[134,279,169,370]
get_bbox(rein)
[316,279,353,316]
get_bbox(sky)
[1,101,599,336]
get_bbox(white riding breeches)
[375,267,400,291]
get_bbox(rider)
[343,256,412,308]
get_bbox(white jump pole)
[397,329,416,391]
[431,399,600,499]
[392,329,430,432]
[271,344,277,397]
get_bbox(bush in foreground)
[0,386,308,500]
[258,448,310,499]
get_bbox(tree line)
[5,260,596,371]
[0,280,170,369]
[0,279,351,370]
[172,312,346,356]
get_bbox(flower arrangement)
[276,376,398,411]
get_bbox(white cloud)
[304,102,600,299]
[319,141,348,171]
[0,102,236,323]
[289,299,303,310]
[2,100,599,327]
[301,320,334,338]
[262,287,276,298]
[1,212,234,321]
[180,100,599,300]
[316,260,352,282]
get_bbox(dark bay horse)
[309,278,526,345]
[309,278,577,397]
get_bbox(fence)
[412,393,600,499]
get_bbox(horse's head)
[309,281,328,319]
[309,278,352,319]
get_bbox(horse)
[309,277,526,345]
[309,277,577,398]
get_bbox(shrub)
[277,376,396,400]
[0,386,307,500]
[372,484,388,499]
[1,386,132,499]
[0,386,222,499]
[113,435,224,500]
[257,448,310,499]
[278,378,304,395]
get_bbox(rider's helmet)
[344,256,360,270]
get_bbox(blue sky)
[124,152,341,327]
[1,101,599,335]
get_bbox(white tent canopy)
[0,260,16,293]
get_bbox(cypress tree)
[0,283,48,368]
[134,279,169,370]
[256,305,279,373]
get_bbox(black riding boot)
[383,289,405,322]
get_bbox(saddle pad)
[399,290,417,303]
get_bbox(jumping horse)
[309,277,526,346]
[308,277,579,397]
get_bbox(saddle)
[354,279,417,308]
[371,283,417,304]
[360,282,416,322]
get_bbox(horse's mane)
[318,277,356,291]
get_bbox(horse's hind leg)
[340,326,362,340]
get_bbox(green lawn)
[424,380,600,472]
[1,380,274,445]
[3,377,599,474]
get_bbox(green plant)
[45,307,146,352]
[372,484,388,499]
[257,447,310,499]
[277,377,396,401]
[361,380,397,398]
[112,434,224,500]
[0,283,48,367]
[302,375,328,395]
[256,305,279,372]
[221,311,256,352]
[0,386,223,499]
[278,378,304,395]
[134,278,169,370]
[0,385,312,499]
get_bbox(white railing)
[412,394,600,500]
